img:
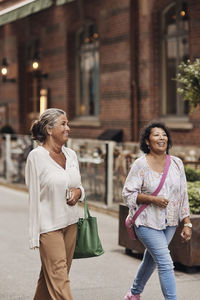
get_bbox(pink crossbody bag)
[125,154,171,240]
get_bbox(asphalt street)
[0,185,200,300]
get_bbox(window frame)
[161,0,189,117]
[75,20,99,121]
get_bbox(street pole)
[104,141,114,207]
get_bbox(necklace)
[43,146,63,156]
[50,149,63,156]
[48,148,66,169]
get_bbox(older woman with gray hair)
[25,108,84,300]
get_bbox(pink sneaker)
[124,289,140,300]
[125,216,137,240]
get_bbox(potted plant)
[175,58,200,110]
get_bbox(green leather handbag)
[73,198,104,259]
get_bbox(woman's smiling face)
[50,114,70,145]
[146,127,168,154]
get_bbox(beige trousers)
[34,223,78,300]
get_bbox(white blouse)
[122,155,190,230]
[25,145,85,249]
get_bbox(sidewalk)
[0,177,119,218]
[0,183,200,299]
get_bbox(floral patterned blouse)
[122,155,190,230]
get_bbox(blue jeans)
[131,225,177,300]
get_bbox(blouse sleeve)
[25,153,40,249]
[73,150,85,202]
[177,158,190,221]
[122,158,144,211]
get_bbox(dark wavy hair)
[140,122,172,154]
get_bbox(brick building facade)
[0,0,200,145]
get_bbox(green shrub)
[187,181,200,214]
[175,58,200,110]
[185,167,200,182]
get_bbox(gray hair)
[30,108,66,142]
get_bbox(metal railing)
[1,134,200,207]
[67,138,140,206]
[0,134,141,207]
[0,134,33,183]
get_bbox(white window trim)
[160,116,193,130]
[70,116,101,127]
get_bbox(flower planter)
[169,215,200,268]
[119,204,200,269]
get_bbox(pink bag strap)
[151,154,171,196]
[131,154,171,223]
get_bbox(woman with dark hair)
[122,122,191,300]
[25,108,84,300]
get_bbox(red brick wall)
[138,0,200,145]
[0,0,200,146]
[189,0,200,58]
[0,24,19,131]
[170,127,200,147]
[67,0,132,141]
[18,5,70,132]
[29,7,69,110]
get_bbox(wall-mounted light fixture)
[1,58,16,83]
[32,58,39,71]
[32,54,48,79]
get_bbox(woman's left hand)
[180,226,192,243]
[66,188,81,206]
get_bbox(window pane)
[166,37,177,114]
[162,1,189,116]
[165,4,176,36]
[166,60,177,114]
[77,24,99,117]
[179,37,189,61]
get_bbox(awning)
[0,0,53,27]
[56,0,74,6]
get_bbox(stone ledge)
[160,118,193,130]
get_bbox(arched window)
[76,21,99,118]
[161,1,189,116]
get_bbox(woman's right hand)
[153,196,169,208]
[137,193,169,208]
[66,188,81,206]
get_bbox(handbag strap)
[151,154,171,196]
[131,154,171,223]
[84,198,91,218]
